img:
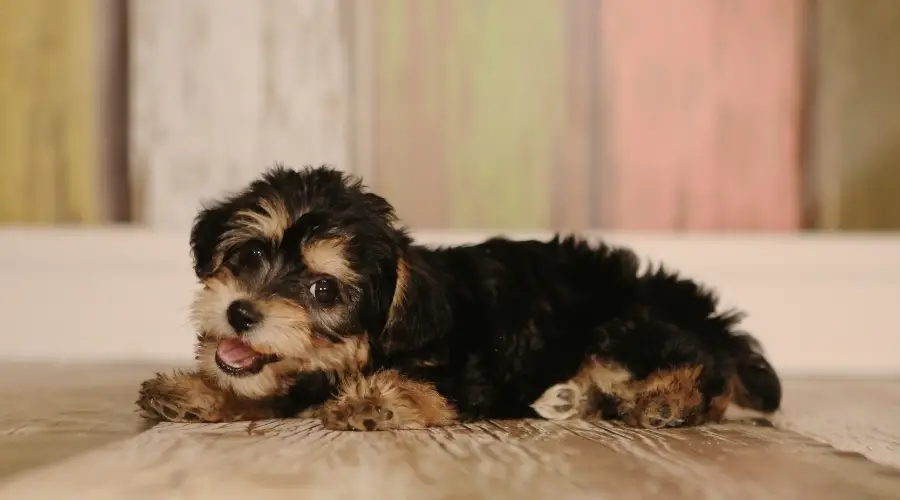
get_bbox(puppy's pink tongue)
[216,338,261,369]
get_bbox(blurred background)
[1,0,899,232]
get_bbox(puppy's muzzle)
[216,299,281,377]
[227,299,262,332]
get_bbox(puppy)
[137,165,782,430]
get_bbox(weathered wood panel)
[2,416,900,499]
[809,1,900,230]
[360,0,807,231]
[130,0,351,229]
[364,0,569,230]
[0,0,101,223]
[597,0,806,230]
[1,364,900,498]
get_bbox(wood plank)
[0,0,100,223]
[130,0,351,229]
[366,0,568,229]
[0,363,149,480]
[597,0,805,230]
[809,1,900,229]
[776,379,900,469]
[549,0,601,231]
[1,365,899,498]
[1,418,899,499]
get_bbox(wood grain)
[809,1,900,230]
[597,0,806,230]
[130,0,351,229]
[0,0,100,223]
[1,364,899,499]
[2,418,899,499]
[365,0,568,229]
[776,379,900,469]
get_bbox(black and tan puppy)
[137,165,782,430]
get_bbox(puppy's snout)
[227,300,262,333]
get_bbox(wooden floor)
[0,364,898,499]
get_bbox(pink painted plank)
[597,0,805,230]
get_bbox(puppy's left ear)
[189,203,233,279]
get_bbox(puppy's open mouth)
[214,338,282,377]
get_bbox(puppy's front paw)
[320,396,398,431]
[532,381,586,420]
[136,371,227,423]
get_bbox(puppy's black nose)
[227,300,262,333]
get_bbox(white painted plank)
[130,0,350,228]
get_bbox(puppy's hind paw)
[532,381,585,420]
[622,400,685,429]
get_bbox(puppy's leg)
[137,370,277,423]
[532,358,630,420]
[616,366,710,428]
[319,370,457,431]
[601,318,731,429]
[535,319,733,428]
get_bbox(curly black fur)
[186,165,782,422]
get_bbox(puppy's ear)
[189,203,233,279]
[369,252,450,356]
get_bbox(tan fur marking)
[385,257,409,329]
[302,237,359,283]
[320,370,457,431]
[705,375,738,423]
[190,270,370,400]
[617,366,708,428]
[534,357,730,427]
[531,357,634,420]
[231,198,292,242]
[582,358,633,393]
[207,197,293,275]
[136,370,278,423]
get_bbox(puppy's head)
[189,165,410,399]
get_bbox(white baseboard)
[2,227,899,376]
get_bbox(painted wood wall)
[356,0,807,230]
[4,0,900,231]
[810,1,900,230]
[0,0,101,223]
[130,0,351,229]
[598,0,805,230]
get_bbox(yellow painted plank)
[811,1,900,230]
[0,0,99,223]
[370,0,566,229]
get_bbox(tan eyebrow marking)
[302,237,359,284]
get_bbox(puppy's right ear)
[189,203,233,279]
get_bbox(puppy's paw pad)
[532,382,583,420]
[622,397,687,429]
[321,398,397,431]
[640,402,684,429]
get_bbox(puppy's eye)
[236,241,266,268]
[309,278,339,305]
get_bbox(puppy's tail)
[730,334,782,413]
